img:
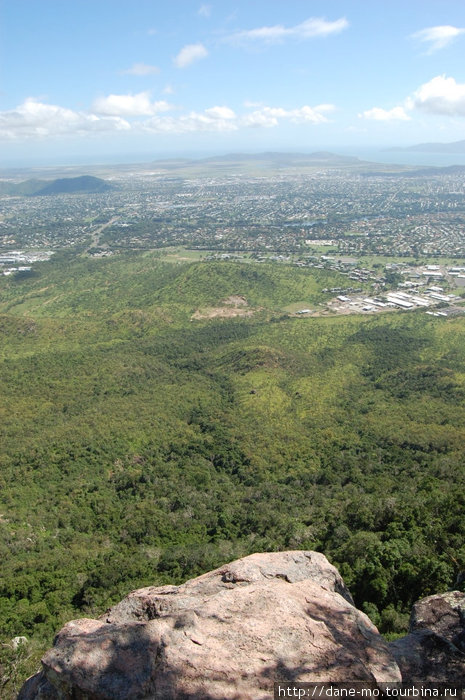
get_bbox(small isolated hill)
[0,175,114,196]
[31,175,115,196]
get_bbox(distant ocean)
[337,147,465,168]
[4,147,465,171]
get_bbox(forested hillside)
[1,252,464,692]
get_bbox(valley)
[0,156,465,694]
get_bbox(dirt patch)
[192,306,255,320]
[164,255,192,262]
[192,295,253,319]
[223,295,248,307]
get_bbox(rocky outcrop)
[18,551,401,699]
[390,591,465,683]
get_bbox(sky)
[1,0,465,165]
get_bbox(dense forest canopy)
[0,252,464,692]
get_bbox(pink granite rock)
[390,591,465,683]
[19,551,401,699]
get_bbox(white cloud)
[242,108,281,128]
[411,25,465,53]
[92,92,172,117]
[163,84,175,95]
[142,106,237,134]
[121,63,160,76]
[204,106,236,120]
[410,75,465,116]
[359,106,411,121]
[138,103,332,132]
[228,16,348,43]
[174,43,208,68]
[360,74,465,124]
[0,98,130,140]
[198,4,211,18]
[242,104,334,128]
[0,98,334,141]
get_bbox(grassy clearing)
[157,247,212,263]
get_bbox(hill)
[31,175,114,195]
[0,152,408,185]
[0,175,114,196]
[199,151,362,166]
[138,151,396,177]
[0,252,464,694]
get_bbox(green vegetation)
[1,252,464,694]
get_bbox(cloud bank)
[0,98,130,140]
[0,97,334,141]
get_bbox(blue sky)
[1,0,465,164]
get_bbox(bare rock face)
[18,551,401,699]
[410,590,465,651]
[390,591,465,683]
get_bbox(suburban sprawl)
[0,153,464,318]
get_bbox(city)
[1,156,464,318]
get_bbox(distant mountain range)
[387,140,465,154]
[0,175,115,196]
[200,151,362,165]
[4,150,465,186]
[147,151,364,170]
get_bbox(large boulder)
[390,591,465,683]
[18,551,400,699]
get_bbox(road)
[85,216,119,253]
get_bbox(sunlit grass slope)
[0,253,345,319]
